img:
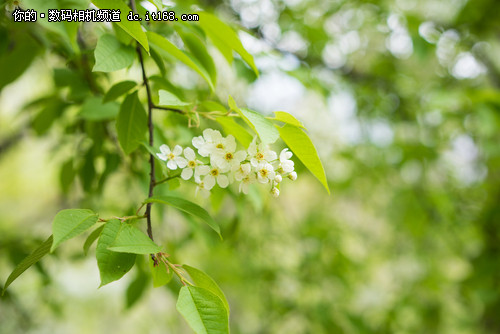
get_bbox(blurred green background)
[1,0,500,333]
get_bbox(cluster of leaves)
[0,0,328,333]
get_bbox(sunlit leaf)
[159,90,191,107]
[93,34,135,72]
[183,265,230,313]
[51,209,99,252]
[147,31,215,91]
[177,286,229,334]
[198,12,258,76]
[277,124,330,194]
[216,117,253,147]
[228,96,279,144]
[108,223,161,254]
[269,111,305,128]
[91,0,149,52]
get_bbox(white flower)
[278,148,294,174]
[181,147,209,180]
[256,162,275,184]
[204,165,230,188]
[271,187,280,198]
[274,174,282,183]
[288,171,297,181]
[192,129,223,157]
[248,137,277,167]
[213,149,247,170]
[239,173,256,194]
[157,145,187,170]
[232,162,252,181]
[195,177,214,198]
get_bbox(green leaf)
[108,223,161,254]
[96,220,136,287]
[93,34,135,72]
[91,0,149,52]
[269,111,305,129]
[51,209,99,252]
[23,0,88,51]
[178,30,217,86]
[103,81,138,103]
[177,286,229,334]
[183,265,229,313]
[0,34,40,92]
[149,257,173,287]
[2,236,53,295]
[83,225,104,255]
[147,32,215,91]
[126,271,149,309]
[79,96,120,121]
[148,0,163,10]
[198,12,258,76]
[116,91,147,154]
[277,124,330,194]
[216,117,253,147]
[59,159,75,194]
[144,196,221,237]
[158,90,191,107]
[228,96,279,144]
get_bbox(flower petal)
[159,144,171,155]
[181,167,193,180]
[175,157,188,168]
[217,174,229,188]
[184,147,196,161]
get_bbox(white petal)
[280,148,292,161]
[234,150,247,163]
[173,145,183,156]
[264,150,277,161]
[175,156,188,168]
[225,135,236,152]
[184,147,196,160]
[282,160,294,173]
[156,153,167,161]
[204,175,216,189]
[192,136,205,149]
[159,144,171,155]
[181,167,193,180]
[195,165,210,176]
[217,175,229,188]
[167,160,177,170]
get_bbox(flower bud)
[288,171,297,181]
[274,174,282,183]
[271,187,280,198]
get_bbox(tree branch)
[131,0,155,242]
[136,45,155,242]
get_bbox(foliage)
[1,0,500,333]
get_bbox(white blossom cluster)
[156,129,297,198]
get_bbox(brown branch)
[131,0,155,242]
[152,105,185,114]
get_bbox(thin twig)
[152,105,185,114]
